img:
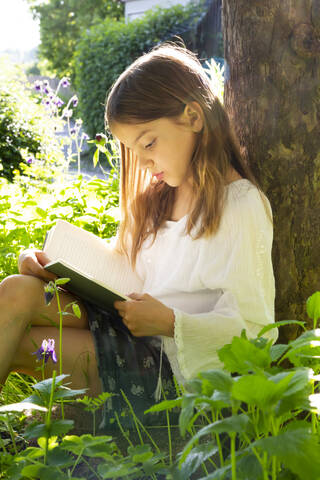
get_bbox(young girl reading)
[0,43,277,428]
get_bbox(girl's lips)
[153,171,164,180]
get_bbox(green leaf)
[93,148,99,167]
[55,277,70,285]
[199,369,234,392]
[218,336,271,374]
[179,414,250,466]
[53,386,87,401]
[47,447,73,467]
[179,442,218,478]
[98,462,139,479]
[24,422,48,440]
[232,372,295,411]
[144,397,181,413]
[254,422,320,479]
[306,292,320,322]
[49,419,74,436]
[33,374,70,393]
[72,303,81,318]
[179,394,196,437]
[270,344,289,362]
[258,320,305,337]
[128,444,153,463]
[61,434,114,457]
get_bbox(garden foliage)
[0,58,65,182]
[74,1,206,138]
[27,0,124,79]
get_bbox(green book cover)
[45,260,129,312]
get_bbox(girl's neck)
[170,168,243,222]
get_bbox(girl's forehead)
[111,118,165,148]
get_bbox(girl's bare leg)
[0,274,102,396]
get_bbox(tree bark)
[223,0,320,341]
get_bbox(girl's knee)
[0,274,45,305]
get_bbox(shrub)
[0,57,65,182]
[74,1,206,138]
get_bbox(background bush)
[75,1,206,138]
[0,58,65,182]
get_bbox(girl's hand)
[18,249,57,282]
[114,293,175,337]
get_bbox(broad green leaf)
[178,442,218,478]
[199,369,234,392]
[270,344,289,362]
[53,386,87,401]
[179,393,197,437]
[61,434,114,457]
[306,292,320,323]
[258,320,305,338]
[128,444,154,463]
[0,401,47,413]
[218,336,270,374]
[23,422,48,440]
[144,397,182,413]
[254,422,320,479]
[21,464,44,478]
[180,414,250,465]
[232,372,295,410]
[49,419,74,436]
[98,462,139,479]
[33,374,70,393]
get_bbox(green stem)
[55,286,64,419]
[166,406,172,465]
[114,411,134,448]
[231,433,236,480]
[44,369,56,465]
[120,389,143,445]
[6,416,18,455]
[263,451,269,480]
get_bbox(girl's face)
[112,113,200,189]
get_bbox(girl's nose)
[138,155,154,170]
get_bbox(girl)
[0,44,276,429]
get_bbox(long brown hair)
[106,43,258,266]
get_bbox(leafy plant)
[0,58,65,182]
[74,1,206,138]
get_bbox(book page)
[44,220,143,295]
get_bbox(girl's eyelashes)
[144,139,156,150]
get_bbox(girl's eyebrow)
[134,129,151,145]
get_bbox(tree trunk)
[223,0,320,341]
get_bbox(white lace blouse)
[135,179,277,384]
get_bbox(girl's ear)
[183,102,204,132]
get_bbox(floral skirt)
[84,302,179,431]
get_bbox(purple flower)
[43,80,49,87]
[44,290,54,305]
[44,87,50,95]
[82,133,89,141]
[61,77,70,88]
[55,97,64,108]
[27,157,33,164]
[34,81,42,92]
[72,96,78,108]
[33,339,57,364]
[70,127,76,135]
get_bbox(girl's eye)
[145,139,155,150]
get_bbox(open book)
[43,220,143,311]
